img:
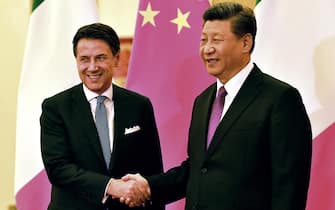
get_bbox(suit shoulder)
[195,83,216,99]
[261,72,298,93]
[255,71,305,106]
[42,84,82,104]
[113,84,151,103]
[249,64,296,93]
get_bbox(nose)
[88,60,98,71]
[203,45,215,54]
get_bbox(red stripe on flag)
[16,170,51,210]
[307,122,335,210]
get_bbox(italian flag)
[15,0,98,209]
[15,0,335,209]
[254,1,335,209]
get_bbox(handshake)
[107,173,150,207]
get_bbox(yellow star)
[170,8,191,34]
[139,2,160,27]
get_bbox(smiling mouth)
[206,58,219,64]
[87,73,102,79]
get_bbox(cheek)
[104,67,114,78]
[216,45,226,54]
[77,63,87,72]
[199,49,205,59]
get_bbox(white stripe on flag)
[15,0,98,196]
[253,0,335,137]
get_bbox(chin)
[207,69,220,77]
[86,85,102,92]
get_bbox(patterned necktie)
[207,86,227,148]
[95,96,111,168]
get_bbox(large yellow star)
[139,2,160,27]
[170,8,191,34]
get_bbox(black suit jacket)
[148,65,312,210]
[41,84,164,210]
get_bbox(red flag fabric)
[307,123,335,210]
[126,0,213,209]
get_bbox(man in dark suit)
[121,2,312,210]
[40,23,164,210]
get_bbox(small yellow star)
[139,2,160,27]
[170,8,191,34]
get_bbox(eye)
[96,55,107,61]
[200,38,207,46]
[213,38,224,43]
[79,57,89,62]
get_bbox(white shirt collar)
[216,61,254,98]
[82,83,114,102]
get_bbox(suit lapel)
[109,85,127,170]
[206,66,264,156]
[71,85,106,167]
[197,84,217,156]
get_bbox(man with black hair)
[40,23,164,210]
[121,3,312,210]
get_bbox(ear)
[241,33,253,53]
[114,52,120,67]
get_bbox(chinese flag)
[126,0,213,209]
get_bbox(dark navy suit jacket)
[148,65,312,210]
[41,84,164,210]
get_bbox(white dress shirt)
[82,84,115,203]
[83,84,114,153]
[216,61,254,120]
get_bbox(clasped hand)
[107,173,150,207]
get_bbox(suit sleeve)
[145,93,205,205]
[147,159,189,204]
[140,98,166,210]
[141,98,164,176]
[269,87,312,210]
[40,98,110,205]
[146,95,198,204]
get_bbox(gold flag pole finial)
[209,0,256,9]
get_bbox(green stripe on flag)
[32,0,44,12]
[256,0,261,5]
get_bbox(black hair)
[72,23,120,56]
[203,2,257,52]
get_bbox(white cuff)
[102,178,114,203]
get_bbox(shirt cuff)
[102,178,114,204]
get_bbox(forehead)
[76,38,112,53]
[202,20,232,35]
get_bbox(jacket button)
[201,168,207,173]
